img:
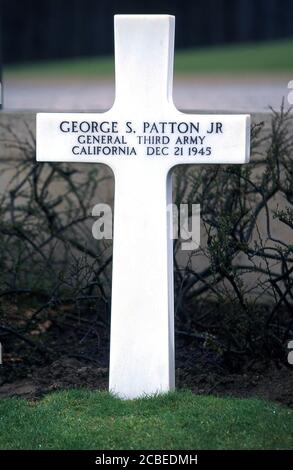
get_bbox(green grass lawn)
[5,39,293,79]
[0,390,292,450]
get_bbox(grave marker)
[37,15,250,399]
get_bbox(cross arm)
[162,111,250,170]
[36,111,250,173]
[36,111,124,171]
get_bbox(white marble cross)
[37,15,250,399]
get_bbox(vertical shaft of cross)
[114,15,175,112]
[109,161,175,398]
[108,15,176,398]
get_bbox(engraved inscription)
[59,120,224,157]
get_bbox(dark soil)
[1,301,293,406]
[1,357,293,408]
